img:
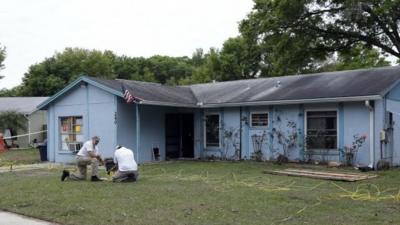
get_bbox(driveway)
[0,211,58,225]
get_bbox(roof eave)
[37,76,124,110]
[139,100,196,108]
[380,78,400,97]
[200,95,382,108]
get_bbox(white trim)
[201,95,382,108]
[369,108,374,167]
[304,107,339,152]
[250,111,269,128]
[203,112,221,148]
[140,100,196,108]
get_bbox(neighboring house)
[38,66,400,167]
[0,97,48,148]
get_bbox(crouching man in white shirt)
[61,136,104,182]
[112,145,139,182]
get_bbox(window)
[251,112,269,127]
[60,116,84,153]
[205,114,220,147]
[306,111,337,150]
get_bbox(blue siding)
[137,105,168,163]
[387,82,400,100]
[374,99,385,167]
[386,83,400,166]
[116,98,136,153]
[248,106,270,160]
[87,85,116,158]
[221,107,240,159]
[197,102,376,164]
[48,84,116,163]
[343,102,370,165]
[270,105,301,161]
[391,107,400,166]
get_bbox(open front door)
[181,114,194,158]
[165,113,194,159]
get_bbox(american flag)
[121,83,142,103]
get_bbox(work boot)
[91,176,103,182]
[61,170,70,181]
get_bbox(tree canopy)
[17,48,116,96]
[318,44,391,72]
[239,0,399,76]
[8,48,198,96]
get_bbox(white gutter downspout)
[365,100,374,168]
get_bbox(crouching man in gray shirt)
[112,145,139,182]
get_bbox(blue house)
[37,66,400,167]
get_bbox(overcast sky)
[0,0,254,89]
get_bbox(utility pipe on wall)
[365,100,374,168]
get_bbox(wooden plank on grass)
[284,169,373,179]
[263,169,377,182]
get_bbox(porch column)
[136,103,140,163]
[298,104,304,161]
[338,103,345,162]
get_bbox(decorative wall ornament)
[269,109,300,160]
[222,126,241,160]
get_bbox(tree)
[0,86,21,97]
[145,55,194,84]
[180,48,223,84]
[240,0,400,74]
[112,56,146,80]
[319,45,391,72]
[0,111,26,138]
[191,48,205,67]
[8,47,200,96]
[219,36,261,80]
[18,48,117,96]
[0,44,6,79]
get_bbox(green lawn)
[0,161,400,225]
[0,148,41,167]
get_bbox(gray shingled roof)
[99,66,400,106]
[190,66,400,105]
[39,66,400,109]
[0,97,48,114]
[88,77,198,106]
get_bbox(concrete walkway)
[0,162,61,173]
[0,211,58,225]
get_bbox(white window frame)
[59,116,84,153]
[304,108,339,151]
[204,112,221,148]
[250,111,269,128]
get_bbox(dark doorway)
[165,113,194,159]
